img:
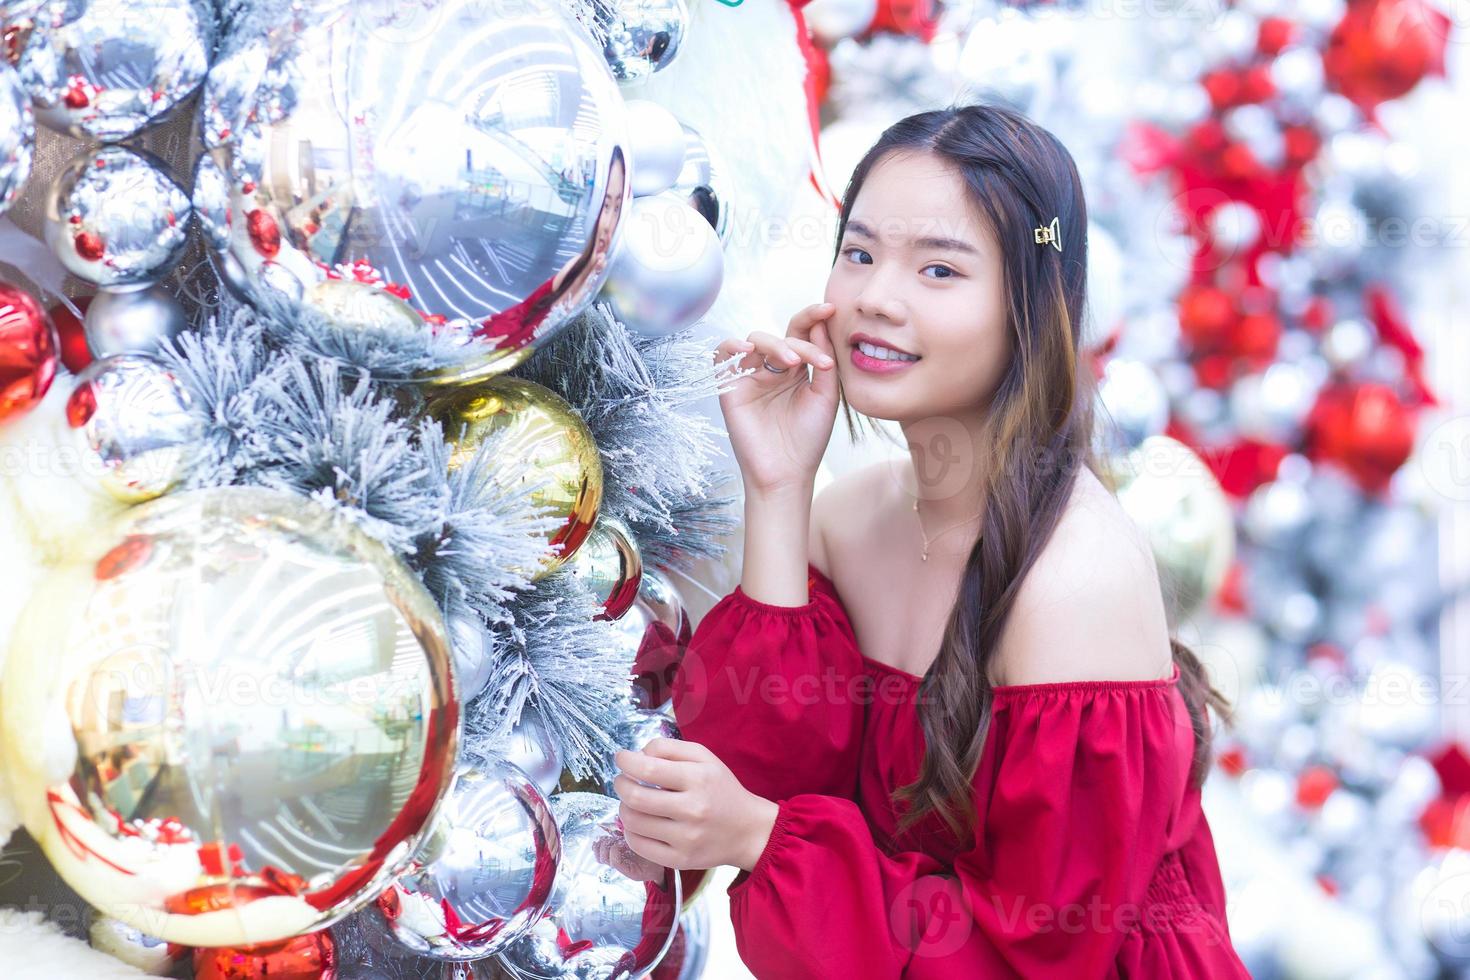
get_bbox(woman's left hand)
[614,737,779,873]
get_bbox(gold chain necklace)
[912,497,983,562]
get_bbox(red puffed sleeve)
[725,678,1249,979]
[671,580,866,805]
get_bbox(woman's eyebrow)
[843,220,979,255]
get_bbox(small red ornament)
[73,230,105,262]
[1177,284,1236,350]
[48,297,93,373]
[246,209,282,258]
[1257,16,1297,56]
[0,281,60,422]
[1304,380,1416,495]
[1296,765,1339,809]
[193,930,336,980]
[1324,0,1450,112]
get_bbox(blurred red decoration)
[193,930,335,980]
[48,296,93,374]
[1324,0,1450,113]
[866,0,939,41]
[0,281,60,422]
[1304,380,1416,495]
[1296,765,1339,809]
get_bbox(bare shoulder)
[993,467,1174,687]
[809,458,896,579]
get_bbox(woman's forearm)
[739,480,814,607]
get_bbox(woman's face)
[823,149,1010,424]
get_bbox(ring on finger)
[761,355,791,374]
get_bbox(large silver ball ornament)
[0,486,460,947]
[65,353,203,502]
[600,193,723,337]
[671,124,731,245]
[599,0,688,82]
[44,146,192,289]
[17,0,208,141]
[496,792,680,980]
[221,2,631,384]
[376,762,560,960]
[82,285,189,358]
[625,100,686,198]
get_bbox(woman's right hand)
[712,302,840,497]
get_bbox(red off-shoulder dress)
[671,563,1251,979]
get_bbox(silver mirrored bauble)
[221,2,631,383]
[17,0,208,141]
[448,611,496,704]
[191,151,233,251]
[671,124,730,245]
[600,0,688,82]
[65,353,202,502]
[600,193,723,337]
[614,567,690,711]
[82,285,189,358]
[501,704,564,799]
[0,486,459,946]
[0,64,32,214]
[377,762,560,960]
[44,146,192,289]
[626,100,686,198]
[496,792,680,980]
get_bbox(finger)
[641,737,711,762]
[622,826,678,868]
[785,337,836,370]
[786,302,837,342]
[744,329,804,369]
[615,749,692,790]
[614,773,686,817]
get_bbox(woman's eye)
[923,264,956,279]
[842,246,872,264]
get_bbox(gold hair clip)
[1034,217,1062,253]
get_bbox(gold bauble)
[428,377,602,579]
[564,515,642,621]
[1104,435,1236,626]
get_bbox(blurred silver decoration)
[82,285,189,358]
[1207,201,1261,257]
[671,123,730,245]
[500,703,564,799]
[564,515,642,621]
[222,2,632,383]
[17,0,208,141]
[1229,361,1320,444]
[1096,358,1168,453]
[614,567,691,711]
[1321,317,1375,371]
[625,100,686,197]
[955,11,1059,119]
[1243,478,1315,550]
[89,916,173,975]
[803,0,877,45]
[191,151,233,251]
[600,0,688,81]
[377,762,560,961]
[43,146,192,289]
[600,193,723,337]
[0,63,32,214]
[65,353,203,502]
[448,610,496,704]
[496,792,680,980]
[0,486,459,946]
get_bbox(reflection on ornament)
[0,487,458,946]
[17,0,208,140]
[1104,435,1235,626]
[222,3,630,383]
[0,64,32,214]
[599,0,688,81]
[447,610,496,704]
[429,377,603,577]
[194,929,336,980]
[600,193,724,337]
[496,792,680,980]
[649,893,711,979]
[566,516,643,621]
[376,762,559,960]
[65,354,202,502]
[671,124,731,245]
[614,568,691,711]
[192,151,234,251]
[89,916,174,975]
[0,278,58,422]
[43,146,192,289]
[82,286,189,358]
[501,703,564,800]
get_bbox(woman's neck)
[894,411,990,528]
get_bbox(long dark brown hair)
[832,103,1233,840]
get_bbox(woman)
[612,103,1250,978]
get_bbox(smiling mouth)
[851,340,921,374]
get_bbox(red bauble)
[48,296,93,374]
[193,930,336,980]
[1296,765,1339,809]
[1257,16,1298,56]
[1304,380,1416,494]
[867,0,939,41]
[1229,311,1282,366]
[0,282,60,422]
[246,209,282,258]
[1177,284,1236,350]
[1324,0,1450,112]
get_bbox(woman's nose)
[854,281,906,323]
